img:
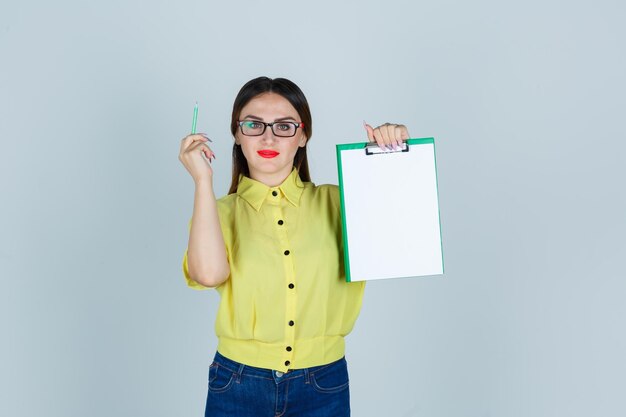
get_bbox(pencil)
[191,101,198,134]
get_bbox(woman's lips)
[257,150,280,158]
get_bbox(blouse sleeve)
[182,220,211,290]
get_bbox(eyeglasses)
[237,120,305,138]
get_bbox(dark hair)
[228,76,312,194]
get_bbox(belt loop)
[236,363,245,383]
[303,367,310,384]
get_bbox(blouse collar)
[236,168,305,211]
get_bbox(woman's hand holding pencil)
[179,102,216,184]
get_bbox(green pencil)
[191,101,198,134]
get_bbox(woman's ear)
[298,134,307,148]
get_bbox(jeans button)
[275,371,284,377]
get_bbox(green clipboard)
[336,138,444,282]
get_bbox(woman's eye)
[276,123,291,131]
[246,121,262,129]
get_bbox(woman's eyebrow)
[240,115,298,122]
[241,114,263,121]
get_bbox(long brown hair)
[228,76,313,194]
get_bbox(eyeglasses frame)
[237,120,305,138]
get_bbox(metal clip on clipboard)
[365,142,410,155]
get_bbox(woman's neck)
[249,166,293,188]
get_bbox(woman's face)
[235,92,307,186]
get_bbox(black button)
[288,283,294,289]
[288,320,294,326]
[286,346,292,352]
[284,250,290,256]
[277,220,284,225]
[272,191,278,196]
[285,360,290,366]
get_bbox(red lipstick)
[257,150,280,158]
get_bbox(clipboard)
[336,138,444,282]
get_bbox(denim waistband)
[212,351,345,383]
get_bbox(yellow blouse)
[183,169,365,372]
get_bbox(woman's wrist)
[194,176,214,189]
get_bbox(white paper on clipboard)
[336,138,444,282]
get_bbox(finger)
[181,133,209,142]
[396,125,410,142]
[199,148,215,164]
[383,124,405,149]
[183,142,215,163]
[196,136,213,159]
[198,133,213,142]
[202,145,216,162]
[190,142,213,155]
[182,133,213,144]
[179,143,212,166]
[363,121,375,142]
[387,124,399,150]
[204,144,216,161]
[180,134,209,153]
[375,124,393,150]
[372,129,386,150]
[400,125,410,140]
[180,135,208,154]
[388,125,401,149]
[392,126,403,148]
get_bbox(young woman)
[179,76,409,417]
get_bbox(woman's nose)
[260,127,277,143]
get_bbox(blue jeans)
[205,351,351,417]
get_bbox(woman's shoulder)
[305,181,338,195]
[307,181,337,190]
[217,192,238,204]
[215,193,239,216]
[304,182,340,208]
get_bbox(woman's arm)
[179,134,230,288]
